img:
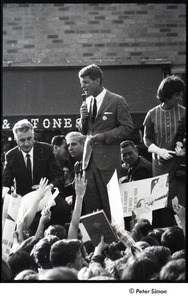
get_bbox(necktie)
[91,98,97,123]
[128,167,133,182]
[26,153,32,183]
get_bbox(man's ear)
[135,147,139,154]
[96,77,101,85]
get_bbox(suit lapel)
[33,142,40,181]
[95,89,111,120]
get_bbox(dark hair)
[44,225,67,240]
[141,236,159,246]
[1,258,12,281]
[161,226,185,254]
[147,228,164,245]
[159,258,185,281]
[143,246,171,267]
[31,235,59,269]
[16,236,41,254]
[171,249,185,260]
[78,64,103,85]
[121,252,160,281]
[120,140,136,149]
[8,251,38,279]
[51,135,65,147]
[156,75,185,102]
[50,239,82,267]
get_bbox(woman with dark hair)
[143,75,186,227]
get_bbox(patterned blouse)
[143,104,186,151]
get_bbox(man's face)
[15,129,34,153]
[66,136,84,160]
[53,142,69,161]
[121,145,138,167]
[80,75,100,97]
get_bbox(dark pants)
[83,159,114,222]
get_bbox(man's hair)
[12,119,34,138]
[65,131,86,145]
[51,135,65,147]
[159,259,185,281]
[31,236,59,269]
[44,224,67,240]
[161,226,185,254]
[50,239,82,267]
[120,140,137,150]
[78,64,103,85]
[156,75,185,102]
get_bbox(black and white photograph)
[1,0,187,297]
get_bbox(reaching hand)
[40,208,52,223]
[74,172,87,198]
[36,177,50,199]
[175,143,185,156]
[95,235,109,254]
[172,204,185,221]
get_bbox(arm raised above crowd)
[68,173,87,239]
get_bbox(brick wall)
[3,3,186,67]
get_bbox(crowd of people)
[1,65,186,282]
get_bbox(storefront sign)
[2,115,81,130]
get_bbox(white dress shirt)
[86,88,106,117]
[21,148,34,179]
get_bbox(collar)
[21,147,34,159]
[95,88,106,102]
[87,88,106,103]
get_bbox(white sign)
[119,173,169,217]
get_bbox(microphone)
[81,93,87,102]
[81,93,88,117]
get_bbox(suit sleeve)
[3,152,14,188]
[104,96,134,144]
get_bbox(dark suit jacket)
[3,141,64,196]
[79,89,134,170]
[130,156,152,181]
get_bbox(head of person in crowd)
[121,252,160,281]
[16,236,41,254]
[51,135,70,164]
[78,64,103,97]
[142,246,171,268]
[147,228,164,245]
[106,241,125,261]
[156,75,185,105]
[44,224,67,240]
[159,258,185,281]
[161,226,185,254]
[171,249,185,260]
[135,241,150,250]
[7,250,38,279]
[50,239,83,271]
[65,132,85,162]
[62,164,70,181]
[41,266,78,281]
[141,235,160,247]
[1,258,12,281]
[120,140,139,167]
[14,269,39,281]
[31,235,59,269]
[12,119,34,153]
